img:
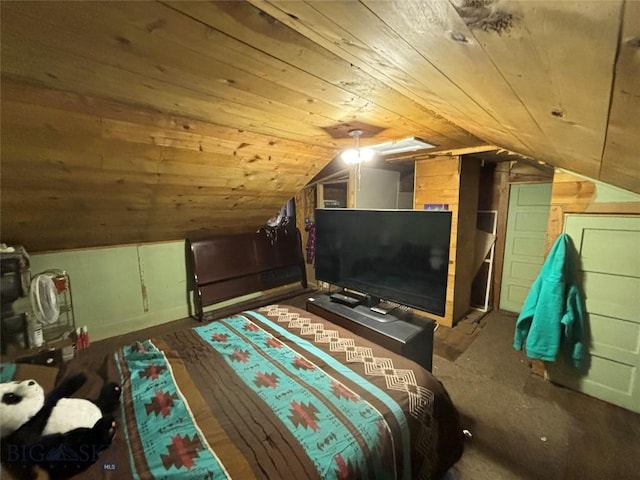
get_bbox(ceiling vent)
[370,137,435,156]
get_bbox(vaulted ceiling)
[1,1,638,252]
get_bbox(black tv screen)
[314,209,452,316]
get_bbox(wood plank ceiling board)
[600,0,640,193]
[254,1,529,151]
[457,0,623,181]
[1,4,348,148]
[69,0,445,146]
[7,80,337,164]
[362,0,556,155]
[259,0,538,156]
[1,131,315,195]
[246,0,469,141]
[0,80,335,251]
[99,120,325,177]
[1,81,333,180]
[168,0,481,149]
[1,85,332,179]
[1,2,348,140]
[1,1,481,144]
[1,42,330,147]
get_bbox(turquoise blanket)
[513,233,586,366]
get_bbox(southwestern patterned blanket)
[61,305,464,479]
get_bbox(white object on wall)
[354,167,400,209]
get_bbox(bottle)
[82,326,90,349]
[75,327,83,351]
[33,326,44,348]
[28,312,44,347]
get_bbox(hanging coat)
[305,222,316,264]
[513,233,586,367]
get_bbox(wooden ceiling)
[1,1,638,252]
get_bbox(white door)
[549,215,640,413]
[499,183,552,312]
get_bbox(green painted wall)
[30,241,258,342]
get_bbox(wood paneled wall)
[414,156,479,327]
[415,157,460,326]
[454,159,481,320]
[546,171,640,254]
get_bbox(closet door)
[499,183,552,312]
[549,215,640,413]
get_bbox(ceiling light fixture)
[341,129,375,165]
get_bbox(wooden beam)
[386,145,500,161]
[600,0,640,194]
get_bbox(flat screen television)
[314,208,452,317]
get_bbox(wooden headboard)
[186,228,308,321]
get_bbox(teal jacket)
[513,234,586,366]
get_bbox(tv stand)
[306,293,434,371]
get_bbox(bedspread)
[55,305,463,480]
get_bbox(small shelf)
[38,269,76,346]
[471,210,498,313]
[1,268,77,360]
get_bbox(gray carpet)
[435,310,640,480]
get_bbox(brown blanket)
[24,305,464,479]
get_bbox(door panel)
[510,260,541,282]
[583,272,640,321]
[513,211,550,232]
[502,284,531,309]
[580,229,639,277]
[582,356,635,395]
[589,314,640,361]
[499,183,552,312]
[550,215,640,413]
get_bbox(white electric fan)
[11,272,61,347]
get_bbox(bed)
[2,229,464,479]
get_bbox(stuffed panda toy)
[0,373,120,479]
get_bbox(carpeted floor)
[436,309,640,480]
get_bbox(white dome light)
[341,147,374,164]
[341,129,375,165]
